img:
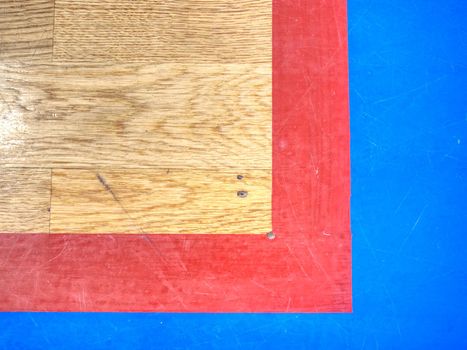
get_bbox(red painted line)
[0,0,351,312]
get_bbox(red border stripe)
[0,0,351,312]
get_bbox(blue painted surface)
[1,0,466,348]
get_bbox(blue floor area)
[1,0,466,348]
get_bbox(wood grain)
[0,1,272,234]
[53,0,271,63]
[0,168,50,233]
[0,0,54,61]
[50,169,271,234]
[0,62,271,169]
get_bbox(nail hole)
[237,175,244,180]
[267,231,276,240]
[237,190,248,198]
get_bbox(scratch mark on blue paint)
[398,204,429,253]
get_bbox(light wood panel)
[0,168,51,233]
[0,1,272,234]
[54,0,271,63]
[0,62,271,169]
[0,0,54,61]
[50,169,271,233]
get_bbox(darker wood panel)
[0,168,51,233]
[0,0,54,61]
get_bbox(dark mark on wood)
[97,173,113,195]
[96,172,146,234]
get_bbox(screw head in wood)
[237,190,248,198]
[267,231,276,240]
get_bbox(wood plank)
[0,0,54,61]
[0,168,50,233]
[53,0,271,63]
[0,62,271,169]
[50,169,271,234]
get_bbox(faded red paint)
[0,0,351,312]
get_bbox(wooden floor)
[0,0,272,234]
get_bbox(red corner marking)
[0,0,351,312]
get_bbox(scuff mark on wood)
[96,172,145,234]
